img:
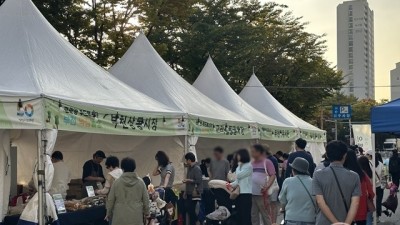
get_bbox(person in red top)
[358,156,375,224]
[344,151,374,225]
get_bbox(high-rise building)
[391,62,400,100]
[337,0,374,99]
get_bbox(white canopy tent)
[239,74,326,161]
[109,34,262,159]
[0,0,187,224]
[193,58,297,152]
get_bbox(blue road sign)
[332,105,352,119]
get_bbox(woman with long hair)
[359,156,375,225]
[344,151,374,225]
[228,149,253,225]
[152,151,177,206]
[152,151,175,188]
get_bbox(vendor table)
[2,206,108,225]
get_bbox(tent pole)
[36,130,44,225]
[372,133,377,225]
[349,119,352,145]
[37,130,47,225]
[335,120,338,140]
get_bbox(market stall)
[4,205,107,225]
[0,0,187,224]
[371,98,400,133]
[193,58,298,153]
[109,34,296,159]
[239,73,327,161]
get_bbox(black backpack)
[389,157,400,174]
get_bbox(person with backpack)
[389,150,400,187]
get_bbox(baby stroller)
[382,183,398,217]
[205,183,237,225]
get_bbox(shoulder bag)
[330,167,349,212]
[265,159,279,195]
[297,176,317,214]
[365,177,376,212]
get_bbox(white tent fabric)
[12,130,185,188]
[0,130,10,221]
[0,0,181,116]
[18,129,58,225]
[193,58,296,139]
[305,142,325,165]
[188,136,199,160]
[239,74,326,141]
[109,34,252,128]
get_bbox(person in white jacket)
[96,156,123,195]
[50,151,71,199]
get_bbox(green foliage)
[139,0,343,121]
[315,93,381,142]
[32,0,138,67]
[29,0,343,121]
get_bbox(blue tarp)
[371,98,400,133]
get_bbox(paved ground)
[378,189,399,225]
[276,189,399,225]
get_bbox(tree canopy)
[2,0,344,122]
[314,93,385,142]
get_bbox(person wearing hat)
[279,157,316,225]
[82,150,106,196]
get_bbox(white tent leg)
[37,130,46,225]
[372,133,377,225]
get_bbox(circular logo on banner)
[24,104,34,117]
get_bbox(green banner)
[188,116,257,139]
[0,97,326,142]
[259,125,298,141]
[44,98,186,136]
[300,129,326,143]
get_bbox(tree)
[139,0,343,121]
[32,0,138,67]
[29,0,343,120]
[314,93,380,142]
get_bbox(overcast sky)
[262,0,400,100]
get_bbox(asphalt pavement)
[379,189,399,225]
[276,188,399,225]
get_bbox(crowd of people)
[47,137,400,225]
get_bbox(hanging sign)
[44,98,187,136]
[0,97,43,129]
[352,124,373,150]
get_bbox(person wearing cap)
[82,150,106,196]
[279,157,316,225]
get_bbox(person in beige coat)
[106,157,150,225]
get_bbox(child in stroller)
[205,187,237,225]
[143,176,176,225]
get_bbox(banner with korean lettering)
[0,97,44,129]
[44,98,187,136]
[299,129,327,143]
[188,117,256,139]
[352,124,373,151]
[259,125,299,141]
